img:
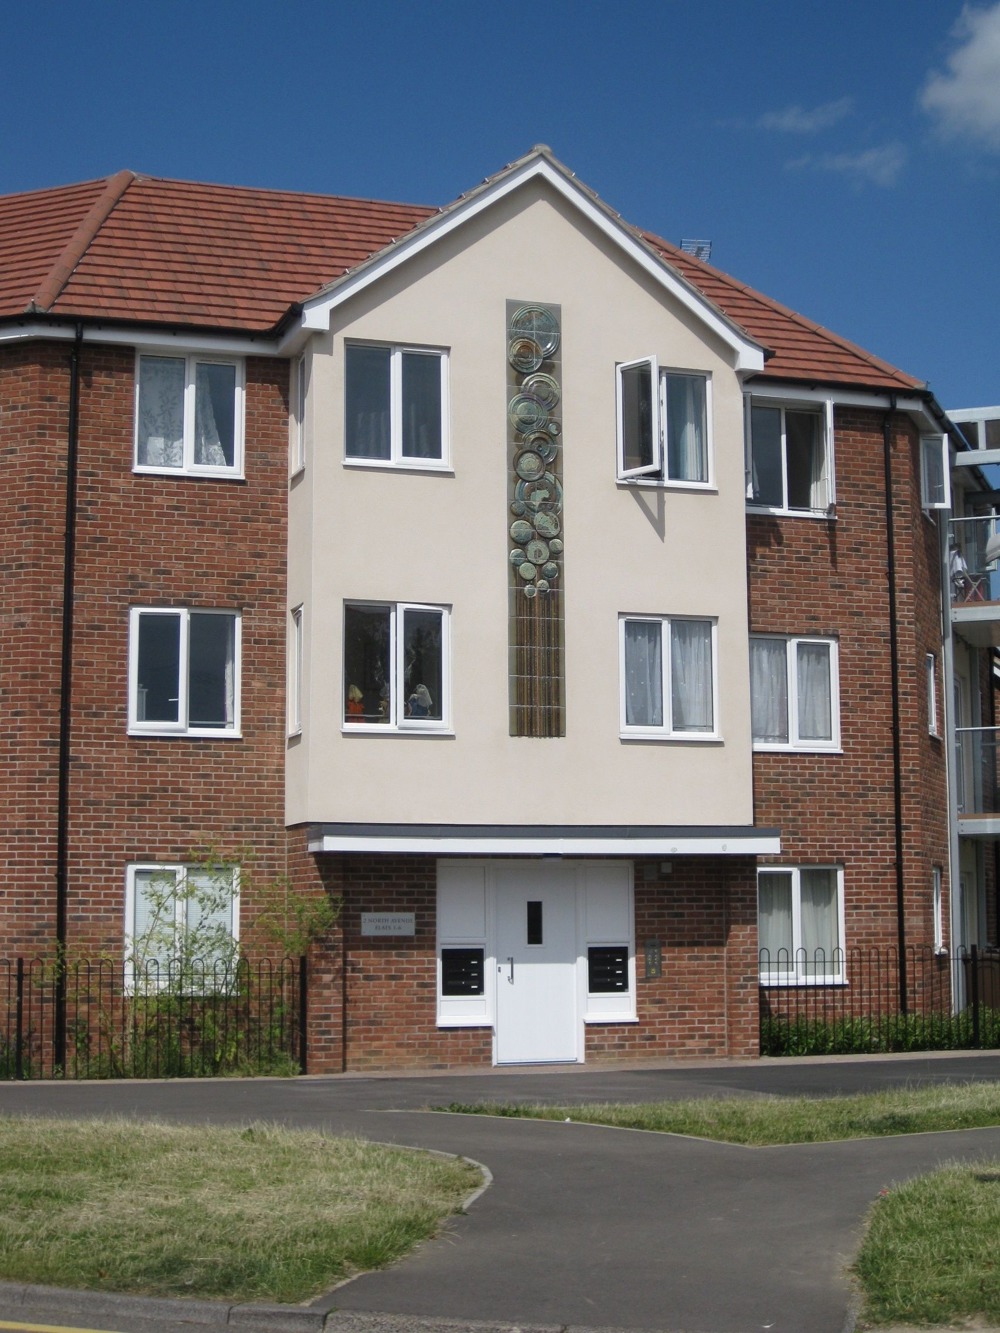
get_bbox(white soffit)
[308,829,781,856]
[296,155,765,373]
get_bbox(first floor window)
[926,652,939,737]
[616,357,711,484]
[750,635,838,749]
[343,601,449,729]
[129,608,240,735]
[758,866,843,983]
[126,863,239,991]
[746,400,831,512]
[289,605,303,736]
[136,353,242,474]
[620,615,715,736]
[933,866,944,952]
[345,343,447,465]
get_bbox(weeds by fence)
[0,955,306,1079]
[760,943,1000,1056]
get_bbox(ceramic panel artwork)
[506,301,565,737]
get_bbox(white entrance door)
[494,864,579,1064]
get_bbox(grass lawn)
[441,1081,1000,1327]
[0,1115,482,1303]
[441,1079,1000,1144]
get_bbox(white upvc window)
[128,608,241,737]
[126,862,239,992]
[343,601,450,731]
[615,357,712,485]
[135,352,244,476]
[746,397,834,514]
[932,865,945,953]
[344,342,449,467]
[291,354,307,475]
[920,434,950,511]
[620,615,717,739]
[926,652,939,737]
[750,635,840,750]
[288,605,303,737]
[758,865,845,984]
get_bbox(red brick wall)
[0,340,290,959]
[748,406,950,960]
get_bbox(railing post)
[15,958,24,1080]
[298,955,308,1075]
[970,943,981,1048]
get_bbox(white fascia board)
[298,157,765,373]
[0,321,281,358]
[750,382,928,413]
[307,833,781,856]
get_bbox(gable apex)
[295,148,766,373]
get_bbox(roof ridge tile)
[29,170,136,312]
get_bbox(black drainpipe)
[882,397,908,1011]
[55,324,84,1070]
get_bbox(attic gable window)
[135,354,244,477]
[616,358,711,485]
[344,343,448,468]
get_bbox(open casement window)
[135,353,243,476]
[920,434,950,510]
[746,398,834,513]
[126,864,240,994]
[750,635,839,750]
[344,343,448,466]
[343,601,449,730]
[129,608,240,736]
[758,866,844,984]
[616,358,711,483]
[620,615,717,738]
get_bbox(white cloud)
[786,143,908,188]
[757,98,854,134]
[922,3,1000,149]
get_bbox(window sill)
[129,728,242,740]
[584,1012,638,1024]
[617,478,716,494]
[759,977,847,988]
[746,504,835,520]
[753,744,842,755]
[620,730,723,744]
[133,465,245,482]
[343,724,454,737]
[343,458,453,475]
[435,1017,490,1028]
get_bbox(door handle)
[507,956,514,984]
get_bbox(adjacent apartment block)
[0,147,982,1070]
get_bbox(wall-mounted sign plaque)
[361,912,416,937]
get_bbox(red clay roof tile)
[0,170,924,394]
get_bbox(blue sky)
[4,1,999,409]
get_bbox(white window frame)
[343,601,451,733]
[134,351,245,477]
[619,614,719,740]
[745,394,834,516]
[291,354,307,475]
[128,607,242,737]
[125,862,240,993]
[932,865,945,953]
[615,356,713,486]
[926,652,939,737]
[750,634,840,751]
[757,865,845,985]
[288,605,303,737]
[343,342,450,469]
[920,434,950,511]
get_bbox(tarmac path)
[0,1054,997,1333]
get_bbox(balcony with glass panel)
[950,516,1000,647]
[955,725,1000,836]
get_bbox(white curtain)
[624,621,662,727]
[671,620,713,731]
[800,869,839,976]
[194,363,230,466]
[666,375,706,482]
[137,356,184,466]
[758,871,792,973]
[750,638,788,742]
[796,642,832,741]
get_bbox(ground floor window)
[126,863,239,991]
[758,865,843,984]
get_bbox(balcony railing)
[955,726,1000,821]
[950,515,1000,606]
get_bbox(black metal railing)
[760,944,1000,1055]
[0,955,306,1079]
